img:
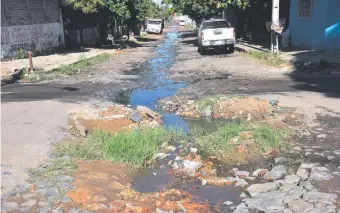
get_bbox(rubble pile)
[68,104,163,136]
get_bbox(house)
[289,0,340,50]
[1,0,65,59]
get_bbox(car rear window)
[180,20,185,22]
[203,21,230,29]
[149,20,162,25]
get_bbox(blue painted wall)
[289,0,340,50]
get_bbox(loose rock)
[1,202,19,211]
[246,182,278,197]
[252,169,268,177]
[309,167,333,181]
[233,202,249,213]
[299,163,317,170]
[287,199,314,213]
[223,201,233,206]
[57,175,74,182]
[303,191,337,204]
[244,191,286,212]
[137,106,159,118]
[235,170,250,178]
[297,168,309,181]
[153,153,169,160]
[284,175,300,184]
[269,165,287,180]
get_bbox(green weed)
[55,128,186,166]
[195,122,291,159]
[245,51,287,67]
[54,53,111,75]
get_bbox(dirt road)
[1,25,340,212]
[1,35,165,198]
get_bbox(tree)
[171,0,251,25]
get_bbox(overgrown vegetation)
[195,122,292,160]
[21,53,111,82]
[54,53,111,75]
[55,128,186,166]
[245,51,287,67]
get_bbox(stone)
[235,170,250,178]
[300,181,315,192]
[333,150,340,155]
[201,179,207,186]
[309,167,333,181]
[303,191,337,204]
[327,156,335,160]
[283,209,293,213]
[57,175,74,182]
[52,208,64,213]
[269,165,287,180]
[130,110,142,122]
[317,134,327,139]
[165,146,176,152]
[274,157,288,164]
[300,163,317,170]
[37,187,59,198]
[239,192,248,198]
[1,202,19,211]
[80,210,92,213]
[74,122,88,137]
[20,199,37,208]
[252,169,268,177]
[136,106,159,118]
[39,205,53,213]
[39,201,50,207]
[297,168,310,180]
[293,146,302,151]
[313,166,330,172]
[61,196,72,203]
[246,182,278,197]
[305,152,312,156]
[233,202,249,213]
[223,201,233,206]
[22,193,35,200]
[153,153,169,160]
[181,160,202,176]
[68,208,79,213]
[244,191,286,212]
[284,174,300,184]
[235,179,248,186]
[35,180,51,188]
[19,206,33,212]
[287,199,314,213]
[156,209,172,213]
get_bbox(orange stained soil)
[60,161,211,213]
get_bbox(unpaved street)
[2,25,340,212]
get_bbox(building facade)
[1,0,65,59]
[289,0,340,50]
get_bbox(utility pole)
[271,0,280,54]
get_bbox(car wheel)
[229,45,235,54]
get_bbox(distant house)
[289,0,340,50]
[1,0,65,59]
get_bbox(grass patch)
[245,51,287,67]
[21,53,112,82]
[55,128,186,166]
[195,122,292,160]
[54,53,111,75]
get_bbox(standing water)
[124,28,243,210]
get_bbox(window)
[298,0,313,19]
[202,21,230,29]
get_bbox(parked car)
[147,19,163,34]
[197,19,235,54]
[178,18,185,26]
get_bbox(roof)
[203,19,227,22]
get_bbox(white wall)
[1,22,64,59]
